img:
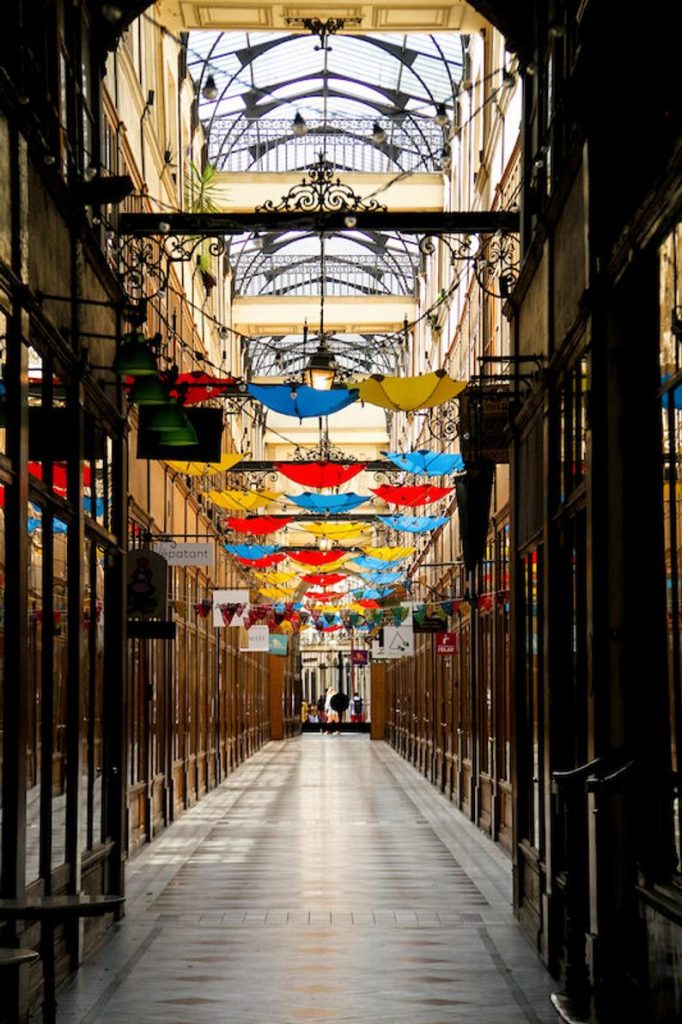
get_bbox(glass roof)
[186,28,460,381]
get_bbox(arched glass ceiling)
[245,333,407,379]
[187,30,463,173]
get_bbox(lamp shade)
[248,383,358,419]
[371,484,453,507]
[278,461,365,488]
[358,370,466,411]
[113,333,159,376]
[128,375,171,405]
[304,343,337,391]
[145,402,194,434]
[381,450,465,476]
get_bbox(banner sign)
[246,624,270,652]
[381,624,415,658]
[126,551,167,620]
[212,589,249,627]
[269,633,289,656]
[154,541,214,567]
[350,649,369,667]
[436,631,458,655]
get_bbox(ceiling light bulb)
[83,164,98,182]
[292,112,308,137]
[372,122,387,144]
[343,214,357,229]
[434,103,449,127]
[202,75,219,101]
[158,220,171,233]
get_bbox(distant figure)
[324,687,338,735]
[350,692,364,723]
[300,700,308,723]
[307,705,319,725]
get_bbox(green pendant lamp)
[113,332,159,377]
[145,401,198,445]
[128,375,170,405]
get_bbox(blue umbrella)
[287,492,367,514]
[248,383,359,419]
[381,450,465,475]
[224,543,280,559]
[359,570,406,585]
[379,515,449,534]
[352,555,405,571]
[356,587,395,600]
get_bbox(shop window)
[559,357,588,503]
[496,523,511,781]
[26,506,43,885]
[521,547,543,853]
[51,522,68,871]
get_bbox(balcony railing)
[208,117,446,174]
[232,254,418,297]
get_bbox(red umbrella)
[278,461,365,488]
[29,461,92,490]
[357,598,381,609]
[289,550,348,566]
[168,371,237,405]
[371,484,453,507]
[301,572,348,586]
[225,516,293,535]
[304,590,345,601]
[235,552,286,568]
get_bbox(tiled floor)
[56,737,557,1024]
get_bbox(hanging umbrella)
[355,587,395,600]
[286,492,367,514]
[357,571,406,585]
[168,371,237,405]
[351,555,407,571]
[253,570,299,584]
[259,586,297,600]
[379,514,449,533]
[206,489,281,511]
[371,484,453,507]
[235,552,286,568]
[381,450,465,475]
[356,598,381,609]
[225,515,293,535]
[248,383,359,419]
[301,572,348,586]
[304,590,346,602]
[278,461,366,488]
[166,453,243,475]
[361,546,415,561]
[301,520,371,541]
[289,549,349,567]
[358,370,466,411]
[225,543,281,559]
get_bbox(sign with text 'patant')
[154,541,214,567]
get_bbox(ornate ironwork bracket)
[107,228,227,304]
[256,153,387,222]
[419,230,520,299]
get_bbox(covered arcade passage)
[56,737,556,1023]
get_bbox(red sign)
[436,632,457,655]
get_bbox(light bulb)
[434,103,449,127]
[372,122,387,144]
[202,75,219,101]
[292,112,308,137]
[344,214,358,229]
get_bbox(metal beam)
[118,210,520,238]
[226,460,400,473]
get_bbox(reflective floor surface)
[56,736,557,1024]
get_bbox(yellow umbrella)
[258,585,298,600]
[253,570,299,584]
[205,489,281,511]
[362,545,415,561]
[302,521,372,541]
[166,453,243,475]
[358,370,466,411]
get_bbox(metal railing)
[208,117,445,174]
[233,254,418,297]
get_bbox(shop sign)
[436,631,458,655]
[246,624,270,652]
[269,633,289,656]
[350,650,369,666]
[212,589,249,627]
[126,550,167,620]
[154,541,214,566]
[382,625,415,658]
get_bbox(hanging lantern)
[128,375,171,405]
[113,332,159,377]
[304,338,337,391]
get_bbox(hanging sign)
[412,603,449,633]
[350,650,369,667]
[382,624,415,658]
[246,624,270,652]
[212,589,250,627]
[269,633,289,656]
[436,631,458,655]
[153,541,215,566]
[126,551,167,620]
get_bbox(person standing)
[350,692,364,723]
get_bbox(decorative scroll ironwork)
[419,230,520,300]
[423,403,460,443]
[109,228,227,303]
[282,17,361,50]
[256,153,387,217]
